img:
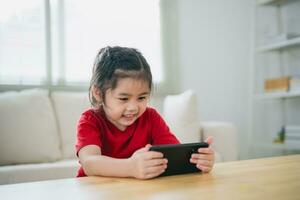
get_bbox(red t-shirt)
[75,107,180,177]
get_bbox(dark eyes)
[138,96,147,100]
[118,98,128,101]
[118,96,147,101]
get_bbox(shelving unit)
[251,0,300,158]
[257,36,300,52]
[257,0,288,6]
[255,142,300,150]
[254,90,300,99]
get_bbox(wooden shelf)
[254,90,300,99]
[254,142,300,150]
[257,37,300,52]
[257,0,290,6]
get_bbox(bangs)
[111,69,152,90]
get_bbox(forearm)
[81,155,133,178]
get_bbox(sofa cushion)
[163,90,201,143]
[0,159,79,185]
[0,89,61,165]
[201,121,238,161]
[51,91,90,159]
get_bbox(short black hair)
[89,46,153,107]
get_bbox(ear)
[91,85,102,103]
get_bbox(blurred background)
[1,0,300,160]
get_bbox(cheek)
[138,102,148,114]
[104,104,123,118]
[110,107,124,116]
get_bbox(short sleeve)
[149,108,180,145]
[75,110,102,156]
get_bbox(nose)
[126,101,138,112]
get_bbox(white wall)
[176,0,254,159]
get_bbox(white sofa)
[0,89,237,185]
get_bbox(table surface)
[1,154,300,200]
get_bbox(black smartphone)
[149,142,209,176]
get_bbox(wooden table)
[1,154,300,200]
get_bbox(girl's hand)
[190,137,215,173]
[129,144,168,179]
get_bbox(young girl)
[76,46,215,179]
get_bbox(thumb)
[205,136,213,146]
[144,144,152,151]
[135,144,152,153]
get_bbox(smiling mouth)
[123,114,136,120]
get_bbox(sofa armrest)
[200,121,238,162]
[0,159,79,185]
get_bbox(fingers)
[145,158,168,168]
[142,161,167,179]
[197,147,214,154]
[144,151,164,160]
[190,157,213,166]
[143,169,165,179]
[194,159,213,173]
[190,145,215,173]
[205,136,213,145]
[190,155,214,167]
[135,144,152,153]
[196,165,212,173]
[146,164,167,174]
[191,153,214,161]
[136,159,167,180]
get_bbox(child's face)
[102,78,150,131]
